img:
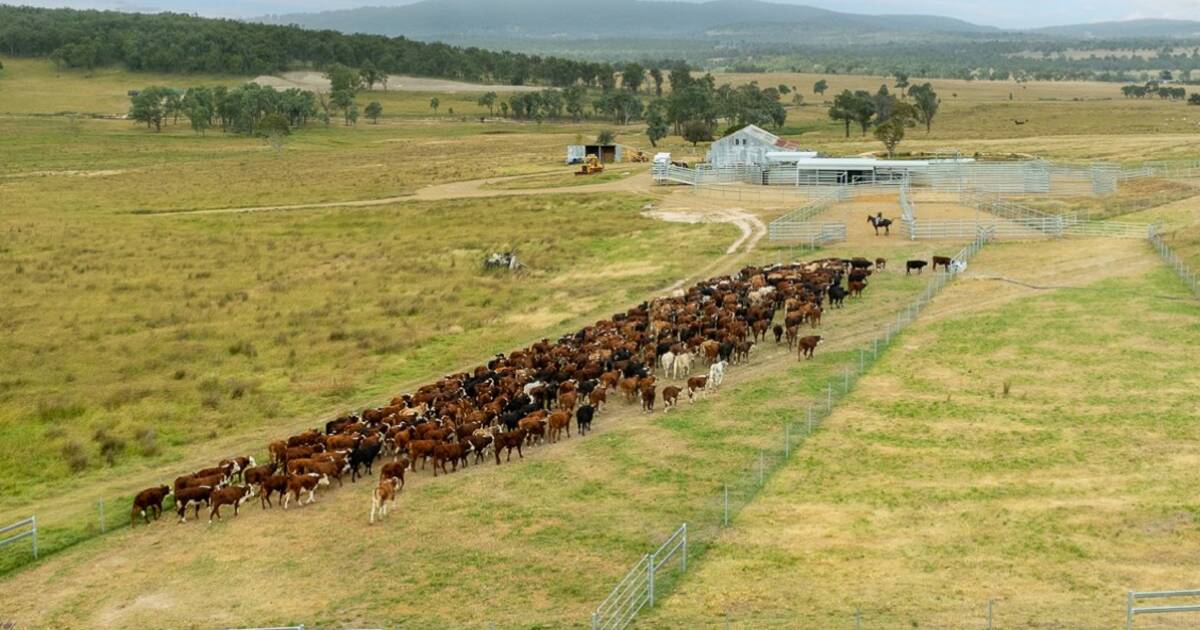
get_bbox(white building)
[706,125,811,168]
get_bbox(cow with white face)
[707,360,727,390]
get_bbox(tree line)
[823,77,940,157]
[1120,80,1188,101]
[0,5,639,88]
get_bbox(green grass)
[643,242,1200,628]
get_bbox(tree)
[622,62,645,93]
[1189,93,1200,106]
[365,101,382,123]
[326,63,360,94]
[828,90,854,138]
[649,67,664,97]
[894,72,910,97]
[872,84,896,125]
[596,129,616,145]
[849,90,875,136]
[777,84,790,95]
[682,120,713,147]
[129,86,170,132]
[429,97,439,114]
[563,85,586,122]
[345,102,359,126]
[873,102,916,157]
[909,82,940,133]
[645,100,669,147]
[813,79,828,96]
[499,101,509,118]
[477,91,497,116]
[359,60,382,90]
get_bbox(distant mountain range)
[256,0,1200,43]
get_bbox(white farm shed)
[707,125,810,168]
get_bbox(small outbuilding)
[707,124,809,168]
[567,144,622,164]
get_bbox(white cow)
[672,351,694,380]
[707,360,727,390]
[660,350,676,377]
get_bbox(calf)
[209,486,250,522]
[932,256,952,271]
[587,387,607,410]
[379,459,409,491]
[175,486,213,523]
[707,360,727,389]
[433,441,471,476]
[283,473,328,509]
[518,416,546,445]
[465,433,494,464]
[875,257,887,270]
[829,285,847,308]
[906,260,928,275]
[662,386,682,410]
[798,335,822,359]
[131,485,171,527]
[686,375,708,401]
[175,473,224,493]
[640,384,656,413]
[772,324,784,344]
[493,428,526,464]
[370,479,398,524]
[849,280,866,298]
[576,404,595,436]
[218,456,255,482]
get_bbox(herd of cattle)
[125,254,932,527]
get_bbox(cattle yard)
[2,60,1200,629]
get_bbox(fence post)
[758,450,764,485]
[987,598,993,630]
[647,552,656,607]
[31,515,38,559]
[855,608,862,630]
[592,612,599,630]
[1127,591,1134,630]
[681,523,687,572]
[785,424,790,458]
[98,499,106,533]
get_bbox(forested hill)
[1034,19,1200,39]
[0,5,615,86]
[258,0,997,42]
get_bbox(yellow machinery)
[575,154,604,176]
[630,150,649,163]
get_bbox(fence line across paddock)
[1150,232,1200,297]
[589,233,992,630]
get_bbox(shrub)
[93,427,125,466]
[61,439,89,472]
[134,426,160,457]
[228,340,257,357]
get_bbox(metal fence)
[2,491,151,576]
[767,194,843,243]
[0,517,37,560]
[590,233,992,630]
[591,524,688,630]
[1149,232,1200,297]
[1126,589,1200,629]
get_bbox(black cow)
[828,285,847,308]
[576,404,595,436]
[349,441,383,482]
[906,260,928,275]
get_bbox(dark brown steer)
[131,485,171,527]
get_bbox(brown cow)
[370,479,399,524]
[558,390,578,412]
[785,325,799,349]
[283,473,328,509]
[493,428,526,464]
[641,383,657,413]
[407,439,438,470]
[849,280,866,297]
[662,386,681,410]
[432,442,470,476]
[773,324,784,344]
[209,486,250,522]
[547,410,571,443]
[687,375,708,401]
[379,459,409,491]
[243,463,276,496]
[618,377,639,403]
[309,459,345,487]
[175,486,213,523]
[131,485,171,527]
[932,256,952,271]
[259,474,289,509]
[875,257,887,270]
[175,473,224,493]
[218,456,255,482]
[798,335,822,359]
[588,386,607,410]
[518,416,547,445]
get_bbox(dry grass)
[642,237,1200,628]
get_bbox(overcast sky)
[10,0,1200,29]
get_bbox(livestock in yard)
[687,375,708,401]
[828,285,847,308]
[548,410,572,442]
[671,351,694,379]
[641,383,657,413]
[242,463,277,496]
[349,441,383,482]
[906,260,928,275]
[131,486,171,527]
[932,256,952,271]
[370,479,399,524]
[849,280,866,298]
[868,214,893,235]
[773,324,784,344]
[493,428,526,464]
[798,335,822,359]
[209,486,250,522]
[875,258,887,270]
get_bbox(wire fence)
[590,233,992,630]
[0,490,165,576]
[1149,232,1200,298]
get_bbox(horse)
[867,214,893,236]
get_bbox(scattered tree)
[429,97,440,114]
[894,72,910,97]
[813,79,828,96]
[365,101,382,123]
[622,62,645,93]
[646,100,669,147]
[129,86,171,131]
[873,102,916,157]
[477,91,497,116]
[909,82,940,133]
[682,120,713,146]
[596,129,616,145]
[649,67,664,97]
